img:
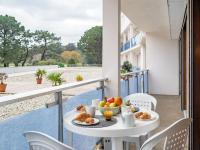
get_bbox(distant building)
[120,14,146,70]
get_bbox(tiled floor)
[130,94,184,150]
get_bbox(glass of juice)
[103,110,113,121]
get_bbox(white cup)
[92,99,100,108]
[86,106,96,117]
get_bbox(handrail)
[121,69,149,77]
[0,77,107,107]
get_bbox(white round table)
[64,110,160,150]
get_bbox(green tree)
[0,15,25,67]
[77,26,102,64]
[34,30,61,61]
[21,30,34,66]
[65,43,77,51]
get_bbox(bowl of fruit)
[98,97,123,116]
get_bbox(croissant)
[74,112,91,122]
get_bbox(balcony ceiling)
[121,0,187,39]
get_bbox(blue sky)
[0,0,102,44]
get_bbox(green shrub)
[47,72,64,86]
[35,69,46,79]
[122,61,132,73]
[32,59,58,66]
[75,74,83,81]
[58,63,65,68]
[68,58,76,64]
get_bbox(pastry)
[135,112,151,120]
[74,112,91,122]
[85,117,94,124]
[76,105,86,112]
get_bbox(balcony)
[121,34,141,52]
[0,70,183,150]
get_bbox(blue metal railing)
[121,34,141,52]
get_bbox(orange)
[114,96,122,106]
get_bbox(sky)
[0,0,102,44]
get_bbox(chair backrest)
[123,93,157,111]
[23,131,73,150]
[140,118,192,150]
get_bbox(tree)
[61,50,81,64]
[21,30,34,66]
[0,15,25,67]
[77,26,102,64]
[65,43,77,51]
[34,30,61,60]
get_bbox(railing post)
[100,81,105,99]
[135,73,139,93]
[55,91,63,142]
[140,71,144,93]
[146,70,149,93]
[127,77,130,95]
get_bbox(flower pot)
[36,78,43,84]
[0,84,7,92]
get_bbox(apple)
[109,102,117,107]
[107,97,114,103]
[99,101,106,107]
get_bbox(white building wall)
[146,33,179,95]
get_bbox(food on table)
[76,105,86,112]
[114,96,123,106]
[130,106,139,113]
[135,112,151,120]
[99,100,106,107]
[107,97,114,103]
[98,96,123,108]
[74,112,91,122]
[109,102,117,107]
[124,100,131,106]
[85,117,94,124]
[105,102,111,106]
[103,110,113,121]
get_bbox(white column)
[141,45,146,69]
[103,0,121,97]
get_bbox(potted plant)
[75,74,83,81]
[47,72,64,86]
[35,69,46,84]
[0,73,8,92]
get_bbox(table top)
[64,109,160,138]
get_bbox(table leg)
[111,137,123,150]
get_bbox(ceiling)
[121,0,187,39]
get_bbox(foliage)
[58,63,65,68]
[65,43,77,51]
[0,73,8,84]
[122,61,133,73]
[35,69,46,79]
[32,59,58,66]
[34,30,61,61]
[21,30,34,66]
[47,72,64,86]
[0,15,25,67]
[77,26,102,64]
[61,51,81,64]
[75,74,83,81]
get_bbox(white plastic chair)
[23,131,74,150]
[123,93,157,150]
[140,118,192,150]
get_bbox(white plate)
[134,112,156,121]
[72,118,100,126]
